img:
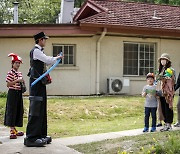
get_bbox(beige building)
[0,0,180,95]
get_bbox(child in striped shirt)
[4,53,25,139]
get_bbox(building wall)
[99,36,180,95]
[0,38,33,95]
[47,37,97,95]
[0,36,97,95]
[0,36,179,95]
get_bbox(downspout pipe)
[96,28,107,95]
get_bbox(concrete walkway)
[0,125,180,154]
[0,125,80,154]
[56,126,180,146]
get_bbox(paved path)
[56,126,180,146]
[0,125,80,154]
[0,125,180,154]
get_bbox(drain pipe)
[96,28,107,95]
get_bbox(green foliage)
[75,0,85,7]
[70,130,180,154]
[0,0,60,24]
[153,134,180,154]
[127,0,180,5]
[18,0,61,24]
[0,96,146,137]
[155,0,180,5]
[1,0,180,24]
[0,92,7,98]
[130,0,180,5]
[0,0,14,24]
[0,96,178,139]
[0,98,6,124]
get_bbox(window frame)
[52,44,76,67]
[123,42,156,77]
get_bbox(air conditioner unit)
[107,77,130,94]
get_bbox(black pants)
[144,107,157,128]
[26,78,47,141]
[160,97,173,124]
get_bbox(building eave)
[73,0,107,21]
[80,23,180,38]
[0,24,96,38]
[1,23,180,39]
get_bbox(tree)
[75,0,85,7]
[0,0,180,24]
[0,0,14,24]
[18,0,61,24]
[131,0,180,5]
[0,0,60,24]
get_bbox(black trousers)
[26,78,47,141]
[160,97,173,124]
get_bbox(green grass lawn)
[70,130,180,154]
[0,96,178,138]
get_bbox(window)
[123,42,155,76]
[53,44,75,66]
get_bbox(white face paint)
[161,59,167,66]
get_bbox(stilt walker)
[24,32,62,147]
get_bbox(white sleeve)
[33,48,57,65]
[142,86,146,93]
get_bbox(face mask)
[161,59,167,66]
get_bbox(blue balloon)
[31,52,62,87]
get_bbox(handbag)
[41,74,52,85]
[20,82,27,93]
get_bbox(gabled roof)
[74,0,180,35]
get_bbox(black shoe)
[43,136,52,144]
[24,138,46,147]
[156,123,162,127]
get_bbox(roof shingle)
[76,0,180,30]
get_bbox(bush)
[0,92,7,98]
[146,134,180,154]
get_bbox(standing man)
[24,32,62,147]
[174,73,180,127]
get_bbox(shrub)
[146,134,180,154]
[0,92,7,98]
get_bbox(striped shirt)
[6,69,23,90]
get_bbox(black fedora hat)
[33,32,49,41]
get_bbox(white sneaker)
[160,123,172,132]
[174,122,180,127]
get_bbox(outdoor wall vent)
[152,10,162,19]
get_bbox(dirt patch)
[102,140,135,152]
